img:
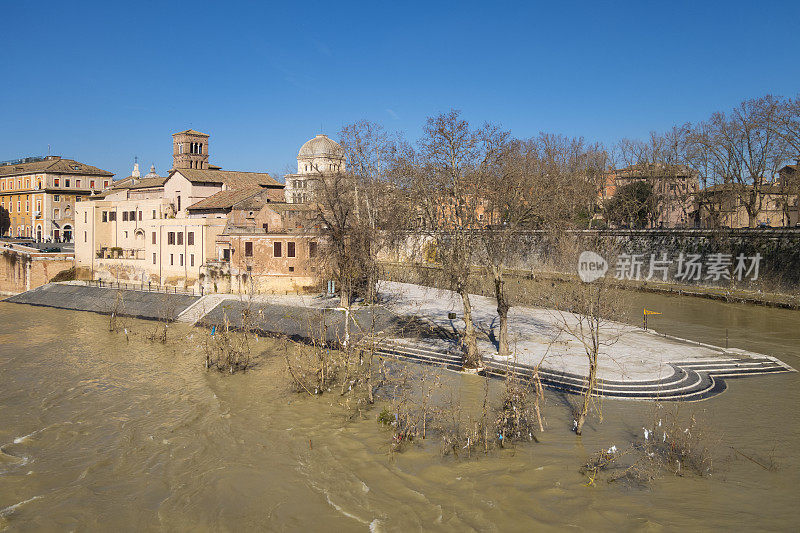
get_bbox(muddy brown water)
[0,293,798,531]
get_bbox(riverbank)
[380,262,800,310]
[6,282,794,401]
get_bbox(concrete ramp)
[5,283,200,321]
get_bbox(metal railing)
[84,279,199,295]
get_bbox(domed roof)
[145,165,159,179]
[298,134,344,159]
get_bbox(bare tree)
[689,95,792,227]
[554,277,622,436]
[480,134,606,356]
[402,110,507,369]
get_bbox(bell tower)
[172,129,210,170]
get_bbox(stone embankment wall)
[5,283,199,320]
[382,229,800,293]
[0,243,74,294]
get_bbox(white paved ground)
[181,282,782,383]
[372,281,777,382]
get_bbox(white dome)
[145,165,159,179]
[298,134,344,159]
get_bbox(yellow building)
[0,156,113,241]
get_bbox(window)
[152,210,156,219]
[129,211,135,221]
[84,231,87,242]
[170,254,174,266]
[102,211,108,222]
[152,232,157,244]
[177,232,183,245]
[124,231,128,238]
[287,241,296,258]
[245,241,253,257]
[90,180,95,188]
[54,179,60,187]
[167,232,175,245]
[190,254,194,267]
[138,211,142,221]
[84,212,87,223]
[53,208,60,219]
[109,211,116,221]
[187,232,194,245]
[54,194,60,202]
[65,179,70,187]
[180,254,184,266]
[153,253,157,264]
[104,181,109,188]
[309,241,317,258]
[122,212,129,221]
[288,266,295,272]
[76,180,81,188]
[273,241,282,257]
[262,223,268,232]
[223,249,230,261]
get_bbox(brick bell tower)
[172,129,210,170]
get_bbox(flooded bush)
[495,368,544,447]
[581,405,720,486]
[203,310,257,374]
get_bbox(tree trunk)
[494,271,510,357]
[575,357,596,436]
[459,288,480,368]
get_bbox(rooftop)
[187,187,266,211]
[173,129,209,137]
[171,168,283,189]
[298,134,344,159]
[0,157,114,178]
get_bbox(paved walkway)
[374,282,795,382]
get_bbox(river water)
[0,293,798,531]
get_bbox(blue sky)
[1,0,798,181]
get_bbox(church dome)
[145,165,159,179]
[298,134,344,159]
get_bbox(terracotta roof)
[170,168,283,188]
[111,175,168,190]
[186,187,265,211]
[173,129,209,137]
[0,157,113,178]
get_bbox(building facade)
[76,129,298,289]
[0,156,113,241]
[601,164,699,228]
